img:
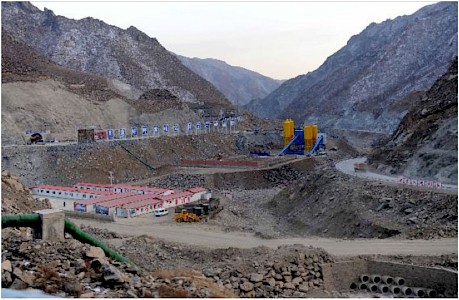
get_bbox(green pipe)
[64,219,133,264]
[2,214,132,265]
[2,214,40,228]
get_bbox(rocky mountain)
[177,55,283,106]
[1,1,232,114]
[368,57,457,185]
[245,2,457,132]
[1,30,210,145]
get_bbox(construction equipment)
[278,119,326,156]
[173,209,201,222]
[174,198,223,222]
[354,163,367,172]
[27,133,44,145]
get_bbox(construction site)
[1,1,457,298]
[2,115,458,298]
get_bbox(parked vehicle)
[153,208,168,217]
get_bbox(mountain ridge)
[1,1,233,114]
[245,2,458,132]
[177,55,283,106]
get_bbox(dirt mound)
[1,171,51,214]
[266,168,457,239]
[369,57,458,184]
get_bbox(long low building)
[73,182,174,195]
[74,192,139,212]
[31,182,211,218]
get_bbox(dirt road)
[69,217,458,257]
[336,157,458,194]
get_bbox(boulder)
[299,283,309,292]
[85,246,105,259]
[249,273,264,283]
[240,281,254,292]
[2,260,12,272]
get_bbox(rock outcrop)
[1,2,232,114]
[368,57,458,184]
[245,2,457,133]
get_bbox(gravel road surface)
[69,217,458,257]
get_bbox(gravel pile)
[114,236,334,298]
[209,188,289,238]
[148,173,208,190]
[1,228,234,298]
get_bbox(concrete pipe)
[360,274,370,283]
[401,286,412,296]
[389,285,401,295]
[426,289,437,298]
[370,274,382,284]
[393,277,405,286]
[349,282,357,290]
[368,283,378,292]
[412,288,426,297]
[358,283,368,290]
[377,284,389,293]
[381,275,393,285]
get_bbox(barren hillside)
[1,31,206,145]
[2,1,233,114]
[246,2,457,133]
[368,57,458,184]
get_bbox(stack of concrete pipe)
[350,274,438,297]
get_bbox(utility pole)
[109,171,114,186]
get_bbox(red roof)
[32,185,113,196]
[112,184,171,194]
[186,187,207,193]
[158,191,193,201]
[75,192,139,205]
[73,182,113,189]
[95,194,159,208]
[121,198,162,209]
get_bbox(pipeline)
[401,286,412,296]
[412,287,425,297]
[389,285,401,294]
[119,144,156,171]
[368,283,378,292]
[360,274,370,283]
[358,283,368,290]
[64,219,132,264]
[426,289,437,298]
[2,214,132,264]
[381,275,393,285]
[370,274,381,283]
[377,284,389,293]
[393,276,405,285]
[2,214,40,228]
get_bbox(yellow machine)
[283,119,294,146]
[174,210,201,222]
[280,119,324,156]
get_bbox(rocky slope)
[177,55,283,106]
[1,1,232,114]
[368,57,458,184]
[1,171,51,214]
[0,30,209,145]
[245,2,457,132]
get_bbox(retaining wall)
[64,210,116,222]
[322,259,458,297]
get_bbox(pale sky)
[32,1,435,80]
